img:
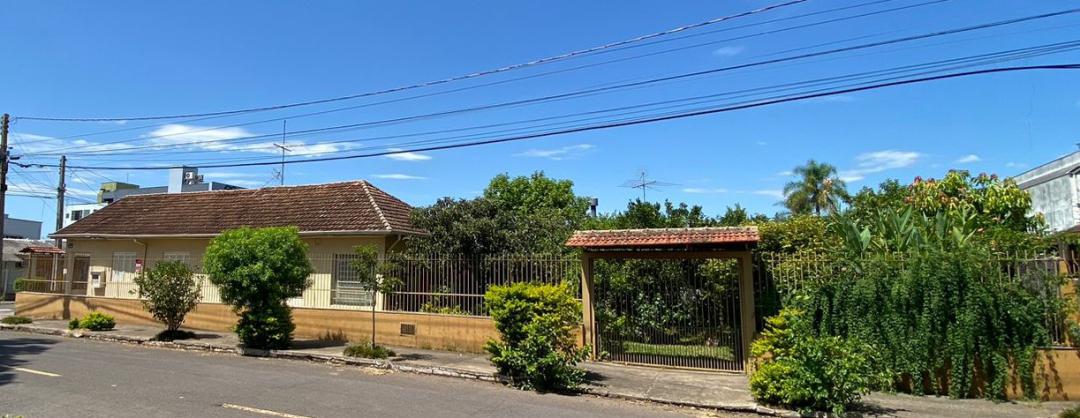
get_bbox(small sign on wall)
[91,272,102,288]
[135,259,144,274]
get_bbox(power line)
[53,39,1080,169]
[31,6,1077,158]
[14,0,809,123]
[25,0,943,154]
[32,64,1080,171]
[23,0,940,147]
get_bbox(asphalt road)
[0,332,720,418]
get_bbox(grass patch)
[620,341,735,361]
[343,342,396,359]
[1061,405,1080,418]
[1,316,32,325]
[153,330,197,341]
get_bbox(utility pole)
[1,114,9,288]
[55,155,66,248]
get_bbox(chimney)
[588,197,599,217]
[168,166,200,193]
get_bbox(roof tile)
[52,181,424,237]
[565,227,759,248]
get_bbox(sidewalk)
[2,320,1076,417]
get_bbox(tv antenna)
[620,170,676,201]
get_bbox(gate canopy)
[566,227,758,251]
[567,227,760,372]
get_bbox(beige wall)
[16,292,499,353]
[64,235,396,309]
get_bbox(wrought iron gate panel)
[593,257,744,371]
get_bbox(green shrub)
[78,312,116,331]
[12,278,29,292]
[203,227,312,349]
[343,342,396,359]
[1060,405,1080,418]
[1,316,32,325]
[420,302,468,315]
[484,282,588,391]
[750,308,884,415]
[133,260,201,332]
[68,318,80,330]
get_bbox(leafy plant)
[1,316,32,325]
[349,245,402,348]
[484,282,588,391]
[343,342,396,359]
[782,159,850,216]
[420,302,468,315]
[154,330,197,341]
[203,226,313,349]
[750,308,884,415]
[68,318,80,330]
[1060,405,1080,418]
[133,260,201,332]
[78,312,116,331]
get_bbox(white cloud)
[373,173,426,180]
[955,154,981,164]
[756,141,768,146]
[145,124,353,157]
[384,148,432,161]
[1005,162,1029,168]
[752,189,784,199]
[682,187,728,194]
[776,170,794,177]
[838,150,921,183]
[515,144,593,160]
[713,46,745,57]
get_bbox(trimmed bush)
[1,316,32,325]
[343,342,396,359]
[203,226,312,350]
[484,282,588,391]
[133,260,201,332]
[77,312,116,331]
[750,308,884,415]
[68,318,80,330]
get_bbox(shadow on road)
[0,335,58,387]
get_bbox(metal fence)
[592,258,744,371]
[758,252,1080,346]
[13,253,580,317]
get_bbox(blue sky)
[2,1,1080,237]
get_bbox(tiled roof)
[565,227,759,248]
[52,181,424,238]
[4,239,59,261]
[19,246,65,255]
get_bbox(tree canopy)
[783,160,850,216]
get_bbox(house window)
[331,253,373,307]
[111,252,137,283]
[163,252,191,267]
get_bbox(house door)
[71,256,91,295]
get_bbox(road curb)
[1,323,792,416]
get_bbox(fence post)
[580,253,597,358]
[738,251,756,371]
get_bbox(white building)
[1013,150,1080,233]
[63,203,108,229]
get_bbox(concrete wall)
[3,216,42,240]
[15,292,499,353]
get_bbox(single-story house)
[2,239,60,300]
[50,180,425,309]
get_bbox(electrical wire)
[30,7,1078,157]
[14,0,810,123]
[26,64,1079,171]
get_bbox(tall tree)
[783,160,849,216]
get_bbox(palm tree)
[783,160,850,216]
